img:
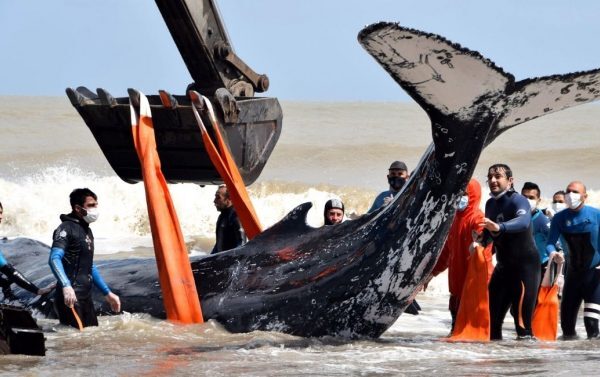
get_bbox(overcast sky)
[1,0,600,101]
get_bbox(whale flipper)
[358,22,514,119]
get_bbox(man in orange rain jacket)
[430,179,493,332]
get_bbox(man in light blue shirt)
[368,160,409,213]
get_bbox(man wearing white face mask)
[521,182,552,274]
[48,188,121,328]
[546,181,600,339]
[544,190,567,219]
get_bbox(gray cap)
[325,198,344,212]
[389,160,408,171]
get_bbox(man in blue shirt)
[367,161,409,213]
[521,182,553,272]
[546,180,600,339]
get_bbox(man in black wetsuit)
[478,164,540,340]
[211,184,246,254]
[48,188,121,328]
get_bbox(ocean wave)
[2,166,600,242]
[0,167,375,242]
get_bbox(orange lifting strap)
[71,307,84,331]
[129,90,203,324]
[532,261,563,341]
[448,245,491,342]
[189,91,262,239]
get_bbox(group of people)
[210,160,410,255]
[214,158,600,340]
[3,160,595,339]
[0,189,121,329]
[432,163,600,340]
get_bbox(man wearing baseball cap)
[367,160,409,213]
[366,161,420,314]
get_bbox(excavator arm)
[66,0,281,185]
[156,0,269,97]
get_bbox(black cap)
[389,161,407,171]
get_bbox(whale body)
[7,23,600,338]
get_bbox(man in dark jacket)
[211,185,246,254]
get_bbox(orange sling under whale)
[129,90,203,324]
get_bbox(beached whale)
[7,23,600,338]
[0,237,166,318]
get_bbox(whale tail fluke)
[359,22,600,148]
[358,22,513,122]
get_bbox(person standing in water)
[478,164,540,340]
[48,188,121,328]
[0,201,53,301]
[368,161,409,213]
[211,184,246,254]
[544,190,567,219]
[521,181,553,275]
[430,179,493,333]
[367,161,420,314]
[546,181,600,339]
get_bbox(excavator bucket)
[66,88,282,185]
[66,0,282,185]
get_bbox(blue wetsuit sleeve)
[534,214,551,262]
[0,250,7,268]
[49,247,71,288]
[91,264,110,295]
[499,196,531,233]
